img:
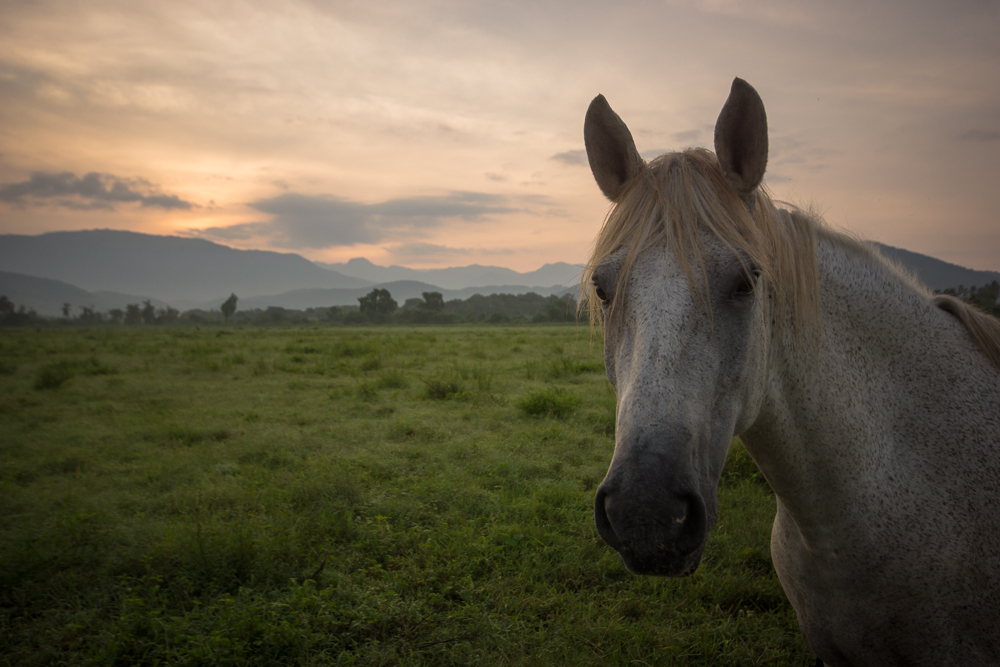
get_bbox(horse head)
[584,79,774,576]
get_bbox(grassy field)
[0,324,812,665]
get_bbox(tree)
[124,303,142,325]
[61,302,71,318]
[421,291,444,312]
[141,300,156,325]
[156,307,179,324]
[78,305,102,324]
[358,288,397,316]
[545,294,577,322]
[221,293,238,323]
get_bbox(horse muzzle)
[594,479,710,577]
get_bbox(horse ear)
[585,94,644,202]
[714,78,768,205]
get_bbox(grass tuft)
[33,360,77,389]
[518,387,580,418]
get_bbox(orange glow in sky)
[1,0,998,271]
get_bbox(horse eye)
[593,283,609,303]
[731,268,760,298]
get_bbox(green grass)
[0,325,812,665]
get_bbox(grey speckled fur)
[586,79,1000,666]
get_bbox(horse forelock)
[581,147,821,344]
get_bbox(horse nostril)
[594,486,623,550]
[674,494,707,554]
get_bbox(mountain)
[2,228,996,315]
[316,258,583,290]
[873,243,1000,292]
[0,271,169,316]
[0,229,372,303]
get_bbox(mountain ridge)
[872,243,1000,291]
[1,230,998,314]
[0,229,372,302]
[315,257,583,290]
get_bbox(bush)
[34,361,76,390]
[423,377,462,400]
[33,357,118,390]
[517,387,579,418]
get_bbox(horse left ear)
[714,78,768,208]
[584,94,644,202]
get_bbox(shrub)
[423,377,462,400]
[517,388,579,418]
[33,361,76,390]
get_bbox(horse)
[582,78,1000,666]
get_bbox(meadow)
[0,324,813,665]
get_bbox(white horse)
[583,78,1000,666]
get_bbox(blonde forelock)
[580,147,820,342]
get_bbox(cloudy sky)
[1,0,998,271]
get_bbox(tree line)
[0,289,580,327]
[5,281,998,328]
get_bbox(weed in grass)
[33,360,76,389]
[31,355,114,389]
[518,387,580,418]
[422,376,463,400]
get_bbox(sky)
[0,0,998,272]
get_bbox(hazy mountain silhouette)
[0,271,169,316]
[316,257,583,290]
[2,229,997,315]
[873,243,1000,291]
[0,229,372,303]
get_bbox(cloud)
[367,191,515,221]
[960,129,1000,143]
[195,191,521,249]
[551,150,587,166]
[0,171,193,210]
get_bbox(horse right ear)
[584,94,644,202]
[714,78,768,207]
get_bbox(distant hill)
[872,243,1000,291]
[0,271,169,316]
[2,229,996,315]
[0,229,371,303]
[316,257,583,290]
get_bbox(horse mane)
[582,147,820,340]
[931,295,1000,369]
[581,146,1000,372]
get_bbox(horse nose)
[594,478,709,576]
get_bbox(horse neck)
[743,233,1000,544]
